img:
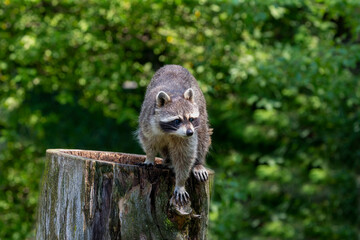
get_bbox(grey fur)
[137,65,211,205]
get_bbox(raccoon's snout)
[186,129,193,136]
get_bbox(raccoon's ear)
[156,91,171,107]
[184,88,194,102]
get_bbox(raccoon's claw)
[192,165,208,182]
[174,187,190,206]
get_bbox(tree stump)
[36,149,214,240]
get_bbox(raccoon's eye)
[189,118,194,123]
[173,119,181,125]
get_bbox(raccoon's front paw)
[174,186,190,206]
[144,158,155,165]
[192,164,208,182]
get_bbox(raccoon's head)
[155,88,200,138]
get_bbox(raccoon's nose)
[186,129,193,136]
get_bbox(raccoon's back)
[146,65,200,98]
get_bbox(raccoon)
[137,65,211,205]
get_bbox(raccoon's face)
[155,88,200,138]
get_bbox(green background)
[1,0,360,239]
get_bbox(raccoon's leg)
[159,146,172,168]
[144,149,156,165]
[170,143,197,205]
[139,131,156,165]
[172,159,193,205]
[192,126,211,182]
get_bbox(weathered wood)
[36,149,214,240]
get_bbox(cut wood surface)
[36,149,214,240]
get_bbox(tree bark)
[36,149,214,240]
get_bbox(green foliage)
[1,0,360,239]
